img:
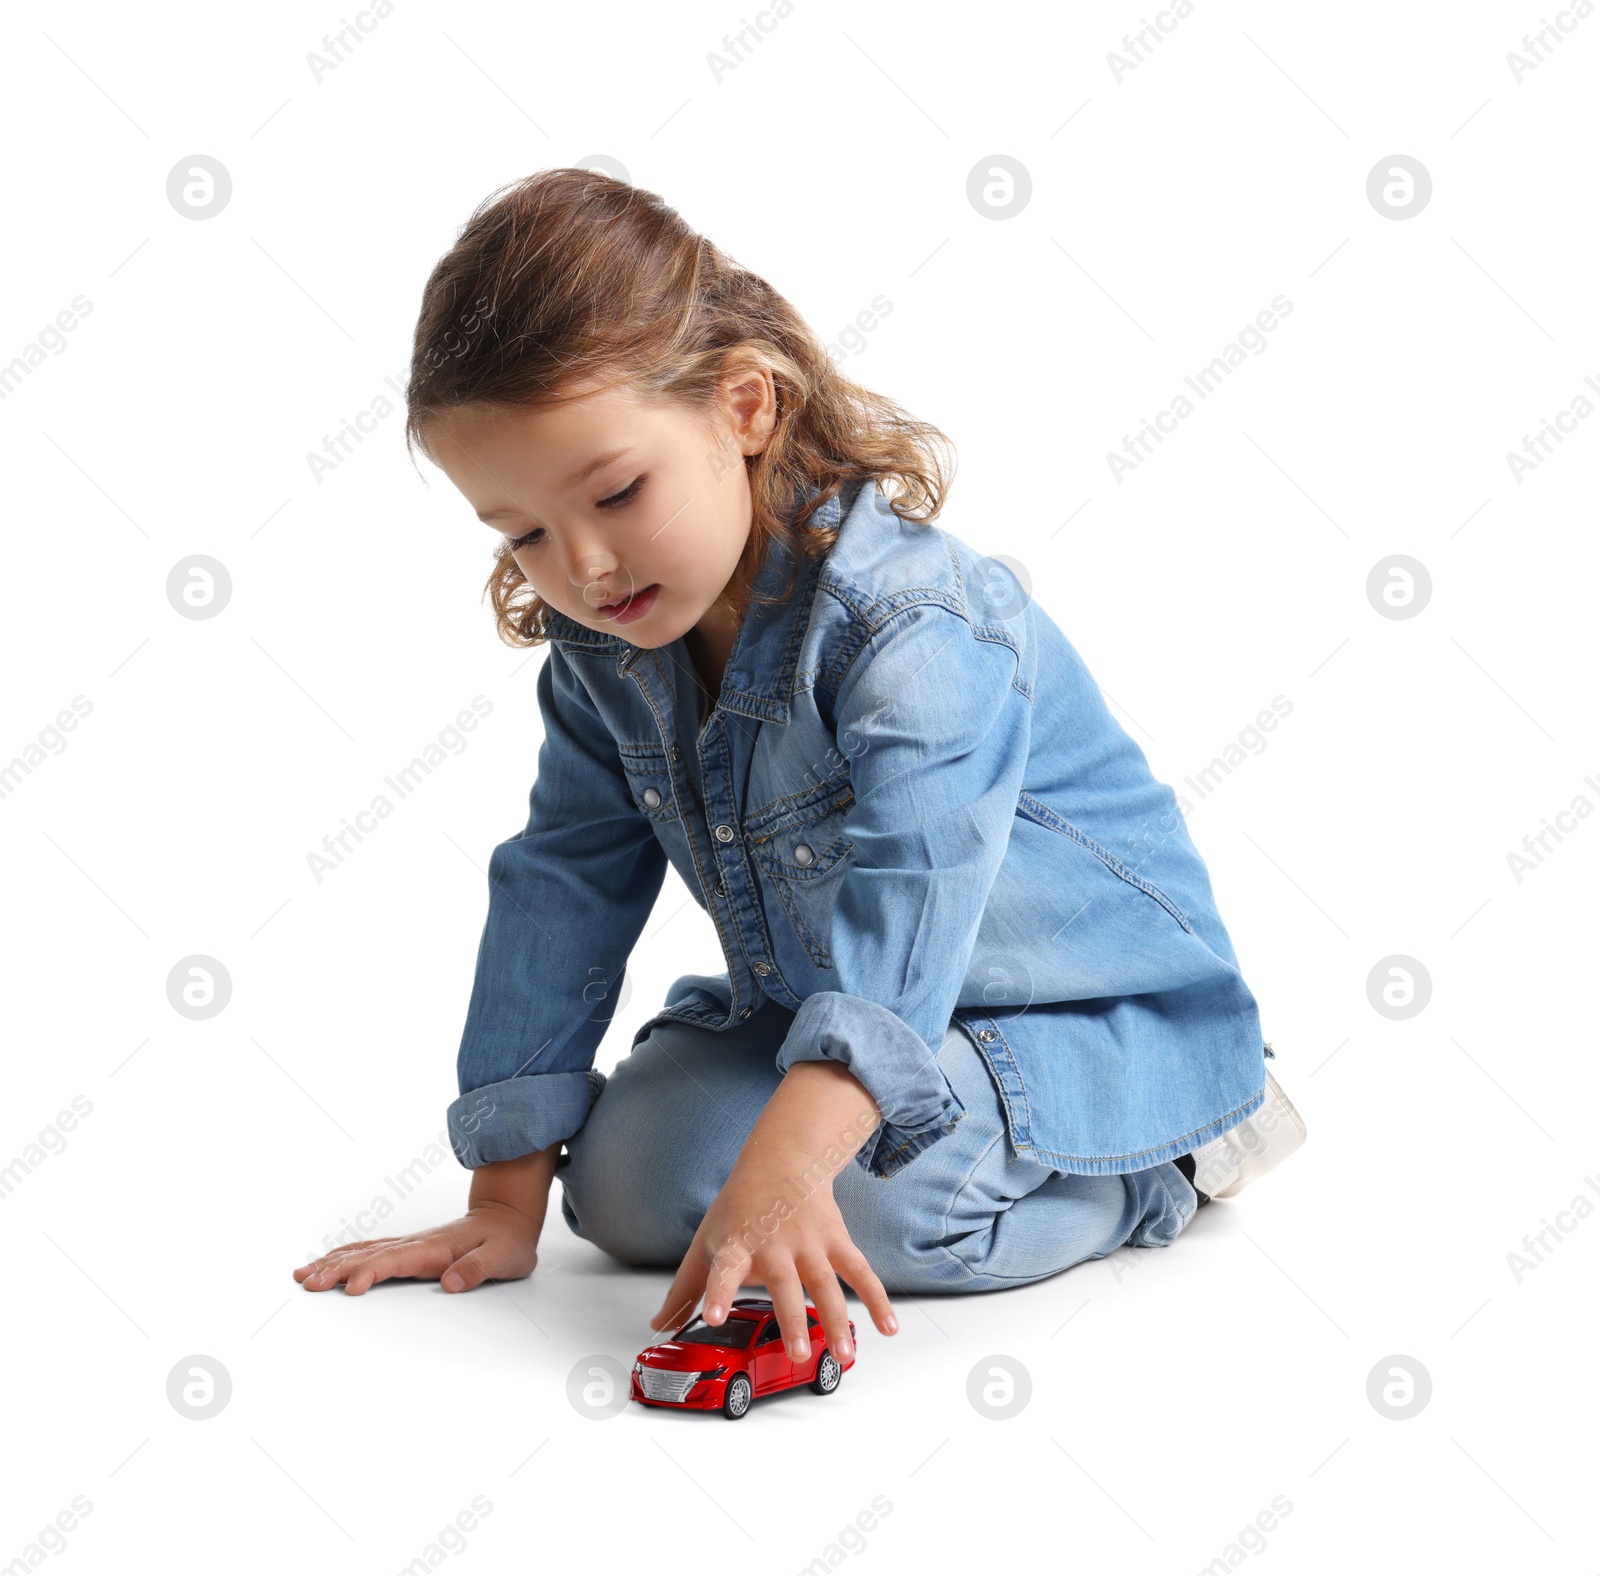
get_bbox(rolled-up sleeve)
[774,598,1034,1179]
[448,643,666,1168]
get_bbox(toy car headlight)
[695,1366,728,1383]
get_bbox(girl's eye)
[502,477,641,549]
[598,477,644,509]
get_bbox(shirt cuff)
[774,991,966,1180]
[447,1068,607,1168]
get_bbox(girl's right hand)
[293,1200,541,1295]
[295,1143,561,1294]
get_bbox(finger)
[307,1237,448,1293]
[323,1244,415,1295]
[761,1258,811,1362]
[650,1237,711,1332]
[349,1235,469,1294]
[296,1237,404,1280]
[801,1253,855,1361]
[353,1231,487,1293]
[300,1249,377,1292]
[440,1245,499,1293]
[650,1286,701,1335]
[830,1239,898,1336]
[299,1251,367,1290]
[294,1238,402,1284]
[701,1236,753,1327]
[343,1250,404,1296]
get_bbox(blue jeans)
[558,999,1199,1295]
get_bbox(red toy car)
[632,1297,856,1419]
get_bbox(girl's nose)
[567,549,624,607]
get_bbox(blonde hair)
[405,167,954,646]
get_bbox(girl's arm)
[648,1060,898,1366]
[297,644,659,1297]
[450,643,667,1174]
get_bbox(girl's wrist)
[466,1144,562,1235]
[734,1062,882,1188]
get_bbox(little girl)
[294,168,1305,1371]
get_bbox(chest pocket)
[744,773,855,969]
[617,743,681,825]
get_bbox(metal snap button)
[642,786,662,808]
[792,842,815,866]
[739,1006,753,1019]
[753,961,772,976]
[670,744,681,760]
[978,1028,998,1042]
[715,824,735,842]
[714,878,726,898]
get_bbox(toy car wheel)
[722,1374,753,1419]
[809,1349,842,1395]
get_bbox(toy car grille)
[639,1367,700,1403]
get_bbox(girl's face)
[424,369,775,649]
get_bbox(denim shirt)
[448,477,1269,1180]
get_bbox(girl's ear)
[718,356,778,455]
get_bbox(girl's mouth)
[597,584,660,625]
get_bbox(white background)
[2,0,1595,1570]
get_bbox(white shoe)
[1187,1065,1306,1200]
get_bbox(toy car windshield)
[673,1318,758,1348]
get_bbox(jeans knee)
[832,1180,979,1295]
[837,1162,1174,1294]
[558,1169,689,1267]
[556,1043,742,1267]
[558,1126,696,1267]
[557,1027,773,1266]
[556,1072,679,1264]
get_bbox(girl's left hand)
[649,1141,898,1367]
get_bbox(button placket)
[701,715,786,1002]
[627,655,758,1026]
[711,824,734,904]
